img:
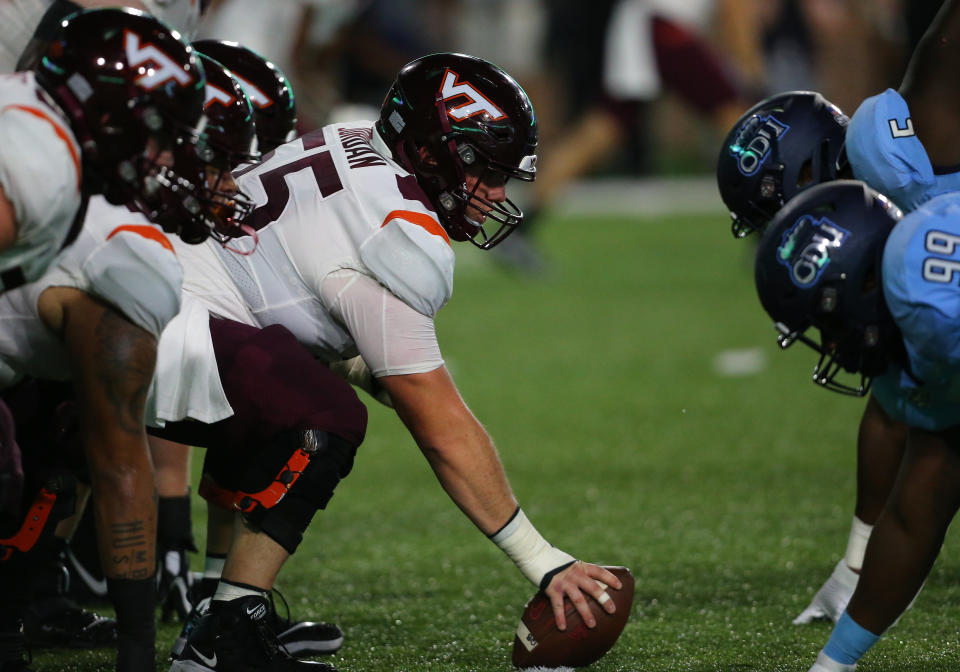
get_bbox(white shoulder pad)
[358,211,454,317]
[0,99,79,233]
[81,224,184,339]
[0,97,81,280]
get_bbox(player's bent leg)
[158,320,367,665]
[192,430,357,657]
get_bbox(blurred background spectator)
[194,0,944,269]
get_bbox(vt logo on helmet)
[193,40,298,154]
[438,69,506,121]
[124,30,194,90]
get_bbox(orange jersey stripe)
[4,105,81,190]
[381,209,450,245]
[107,224,176,254]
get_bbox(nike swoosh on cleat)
[66,548,108,595]
[190,646,218,668]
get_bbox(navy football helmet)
[754,180,903,396]
[377,52,537,249]
[193,40,297,153]
[718,91,849,239]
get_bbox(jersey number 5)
[244,150,344,231]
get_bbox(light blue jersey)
[847,89,960,213]
[873,193,960,431]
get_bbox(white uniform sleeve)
[357,208,455,318]
[41,199,183,339]
[0,104,81,280]
[320,269,443,377]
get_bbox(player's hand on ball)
[544,561,622,631]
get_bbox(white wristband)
[489,508,575,589]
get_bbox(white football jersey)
[154,122,452,424]
[0,71,81,288]
[0,196,183,386]
[173,122,454,361]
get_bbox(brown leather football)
[511,566,634,668]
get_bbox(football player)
[146,40,346,658]
[715,0,960,627]
[0,10,243,670]
[754,179,960,672]
[146,40,297,622]
[125,52,623,672]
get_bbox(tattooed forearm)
[92,308,156,434]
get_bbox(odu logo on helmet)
[729,114,789,176]
[777,214,849,287]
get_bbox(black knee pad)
[245,433,357,555]
[202,427,306,496]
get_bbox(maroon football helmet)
[33,7,214,242]
[193,39,297,153]
[181,52,258,243]
[377,52,538,249]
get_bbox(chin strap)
[218,222,259,256]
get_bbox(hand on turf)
[544,561,622,631]
[793,560,858,625]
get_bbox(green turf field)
[34,210,960,671]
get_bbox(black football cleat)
[268,589,343,656]
[172,589,343,661]
[22,596,116,649]
[168,595,336,672]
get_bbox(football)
[511,566,635,668]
